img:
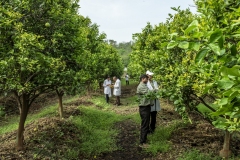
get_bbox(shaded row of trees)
[128,0,239,158]
[0,0,123,150]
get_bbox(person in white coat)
[146,70,161,133]
[113,76,121,106]
[103,76,112,103]
[125,74,130,85]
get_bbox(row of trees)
[0,0,123,150]
[128,0,239,158]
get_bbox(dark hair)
[139,74,148,81]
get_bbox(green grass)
[127,112,141,124]
[177,149,221,160]
[120,78,139,86]
[0,104,58,135]
[89,96,112,110]
[29,105,124,159]
[72,106,124,157]
[1,95,126,159]
[0,95,79,135]
[145,120,186,155]
[123,95,138,106]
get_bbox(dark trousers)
[139,105,151,144]
[105,94,109,103]
[150,111,157,132]
[115,96,120,105]
[126,80,129,85]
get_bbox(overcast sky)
[79,0,196,43]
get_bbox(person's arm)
[115,80,120,89]
[137,84,148,95]
[103,80,107,87]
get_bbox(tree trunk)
[56,89,64,119]
[219,130,232,159]
[16,93,30,150]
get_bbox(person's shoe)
[139,143,150,148]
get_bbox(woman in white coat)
[103,76,112,103]
[113,76,121,106]
[146,70,161,133]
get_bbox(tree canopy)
[128,0,240,157]
[0,0,123,150]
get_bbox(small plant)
[65,148,79,159]
[0,105,5,117]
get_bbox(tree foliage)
[0,0,123,149]
[128,1,240,157]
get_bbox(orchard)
[0,0,239,159]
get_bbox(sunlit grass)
[0,95,79,135]
[145,120,186,155]
[73,106,124,157]
[0,104,58,135]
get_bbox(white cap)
[146,70,154,76]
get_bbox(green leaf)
[161,42,168,47]
[220,66,240,77]
[195,48,208,63]
[217,78,235,90]
[176,36,187,40]
[167,41,178,49]
[218,36,224,49]
[231,45,237,56]
[189,42,200,51]
[174,100,179,105]
[218,98,228,106]
[210,29,223,43]
[185,20,198,34]
[208,43,221,55]
[178,41,189,49]
[192,32,203,38]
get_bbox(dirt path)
[98,84,152,160]
[99,119,151,160]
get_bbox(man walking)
[113,76,121,106]
[137,74,153,148]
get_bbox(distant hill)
[107,40,132,67]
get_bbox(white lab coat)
[103,79,112,97]
[125,75,129,81]
[113,79,121,96]
[147,80,161,112]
